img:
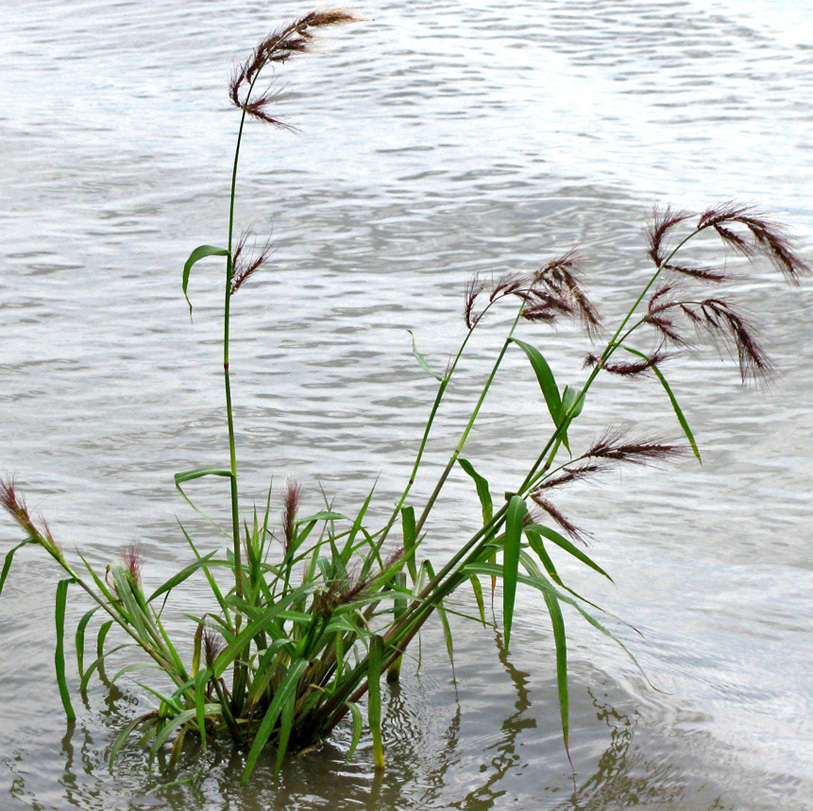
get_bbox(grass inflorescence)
[1,9,809,782]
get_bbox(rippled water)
[2,1,812,809]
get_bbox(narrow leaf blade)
[503,495,526,650]
[55,578,76,721]
[182,245,229,314]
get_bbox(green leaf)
[344,701,364,762]
[561,385,585,419]
[75,606,100,680]
[55,578,76,722]
[511,338,563,426]
[407,329,445,381]
[147,551,217,603]
[624,347,701,462]
[458,458,493,525]
[182,245,229,314]
[503,495,526,650]
[524,529,563,587]
[368,634,385,770]
[401,506,417,583]
[469,573,487,626]
[543,591,571,764]
[298,510,348,523]
[151,705,221,761]
[274,689,296,777]
[174,467,233,485]
[423,560,456,681]
[242,658,308,782]
[109,713,152,768]
[526,524,613,582]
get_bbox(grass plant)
[1,9,809,782]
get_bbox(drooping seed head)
[648,207,693,268]
[584,427,685,466]
[697,204,811,284]
[230,9,365,129]
[231,231,274,294]
[528,494,588,544]
[534,254,602,337]
[534,462,612,491]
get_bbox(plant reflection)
[4,646,731,811]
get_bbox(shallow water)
[1,1,812,809]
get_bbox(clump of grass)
[1,9,809,782]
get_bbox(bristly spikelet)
[464,275,485,329]
[584,428,684,465]
[203,628,226,668]
[462,254,600,335]
[534,462,612,491]
[282,478,302,552]
[648,207,692,267]
[0,478,62,559]
[584,348,670,376]
[697,204,811,283]
[230,9,364,129]
[231,231,274,293]
[528,494,588,543]
[121,543,143,589]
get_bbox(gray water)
[1,0,812,808]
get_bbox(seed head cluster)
[465,254,600,335]
[230,10,363,130]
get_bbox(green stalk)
[324,229,719,732]
[377,293,509,550]
[414,305,526,537]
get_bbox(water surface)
[1,1,811,809]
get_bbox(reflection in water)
[2,627,730,811]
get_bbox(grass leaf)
[458,458,494,525]
[55,578,76,721]
[526,524,613,582]
[407,329,445,381]
[511,338,563,427]
[182,245,229,314]
[503,495,526,650]
[242,658,308,782]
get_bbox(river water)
[1,0,811,809]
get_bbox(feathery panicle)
[697,204,811,283]
[1,478,61,558]
[203,628,226,669]
[534,254,602,336]
[692,297,772,381]
[585,349,670,376]
[464,275,485,329]
[282,478,302,552]
[584,428,684,465]
[534,462,612,491]
[313,571,370,619]
[231,232,273,293]
[230,10,364,128]
[528,494,588,543]
[648,207,692,267]
[463,254,600,335]
[663,263,728,283]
